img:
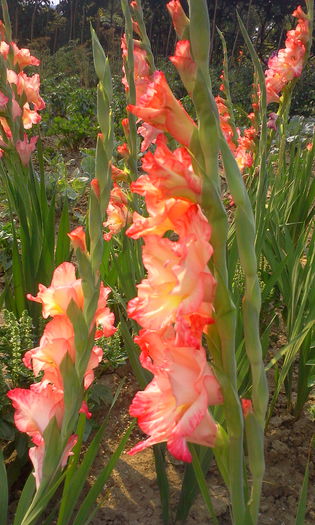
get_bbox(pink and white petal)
[187,411,218,448]
[172,388,209,441]
[29,443,45,489]
[167,435,192,462]
[60,434,78,467]
[203,372,224,406]
[129,378,176,438]
[51,262,77,287]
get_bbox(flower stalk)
[188,2,250,523]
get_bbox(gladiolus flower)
[29,434,77,489]
[68,226,86,252]
[7,383,64,446]
[216,96,256,171]
[103,185,130,241]
[128,329,223,461]
[95,284,117,338]
[267,41,305,81]
[265,72,285,104]
[126,195,193,239]
[241,399,253,418]
[16,72,45,111]
[140,135,201,202]
[127,71,196,148]
[169,40,197,94]
[235,142,254,171]
[117,142,130,158]
[264,5,310,105]
[22,103,41,129]
[166,0,190,39]
[121,117,130,137]
[79,401,92,419]
[215,96,237,149]
[127,212,216,333]
[23,316,75,373]
[11,42,40,69]
[290,5,310,44]
[91,178,100,199]
[111,163,127,181]
[27,263,116,335]
[27,262,84,318]
[137,122,162,152]
[121,36,151,102]
[132,21,141,36]
[0,116,12,139]
[267,112,278,130]
[11,98,22,120]
[23,315,106,391]
[7,69,18,85]
[84,346,103,389]
[0,40,9,59]
[15,134,38,165]
[28,443,44,489]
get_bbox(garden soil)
[88,369,315,525]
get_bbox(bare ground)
[87,370,315,525]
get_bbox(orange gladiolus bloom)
[27,262,84,318]
[128,329,223,461]
[127,214,216,332]
[68,226,87,252]
[166,0,190,39]
[15,134,37,165]
[121,35,151,102]
[103,185,130,241]
[140,134,201,202]
[7,382,64,446]
[16,72,45,111]
[22,103,41,129]
[127,71,196,148]
[264,4,310,105]
[169,40,196,94]
[11,42,40,69]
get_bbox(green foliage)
[0,212,13,275]
[0,310,34,391]
[40,71,128,149]
[0,309,34,486]
[41,76,98,148]
[40,42,96,88]
[96,323,127,370]
[0,309,34,434]
[43,154,89,209]
[0,152,71,322]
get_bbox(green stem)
[219,132,267,525]
[121,0,139,180]
[188,2,248,523]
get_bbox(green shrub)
[0,310,34,443]
[41,75,98,148]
